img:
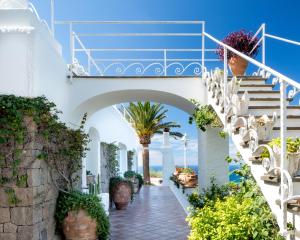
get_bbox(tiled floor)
[109,186,190,240]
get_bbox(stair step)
[238,90,281,98]
[248,105,300,116]
[249,97,293,107]
[228,77,267,85]
[237,115,300,127]
[239,84,274,91]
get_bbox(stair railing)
[203,31,300,235]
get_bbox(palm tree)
[126,102,182,184]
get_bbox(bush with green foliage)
[123,171,144,189]
[187,165,284,240]
[189,100,223,132]
[55,191,109,239]
[124,170,136,179]
[135,173,144,189]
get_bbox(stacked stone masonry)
[0,117,59,240]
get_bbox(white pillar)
[82,158,87,192]
[0,0,29,9]
[118,143,128,176]
[161,131,175,186]
[198,127,229,189]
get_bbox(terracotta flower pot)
[229,56,248,76]
[63,209,97,240]
[112,182,132,210]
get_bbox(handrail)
[74,48,215,52]
[55,20,204,25]
[265,33,300,46]
[204,32,300,90]
[73,32,103,76]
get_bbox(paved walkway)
[109,186,190,240]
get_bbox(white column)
[118,143,128,176]
[198,127,229,189]
[81,158,87,192]
[161,131,175,186]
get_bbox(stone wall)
[0,117,59,240]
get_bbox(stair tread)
[273,127,300,130]
[228,76,267,80]
[238,115,300,119]
[248,106,300,109]
[240,84,274,87]
[238,90,280,94]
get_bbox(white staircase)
[204,70,300,239]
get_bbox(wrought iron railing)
[53,20,220,77]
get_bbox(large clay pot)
[229,56,248,76]
[63,209,97,240]
[112,182,132,210]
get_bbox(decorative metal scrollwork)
[288,86,300,99]
[94,61,202,76]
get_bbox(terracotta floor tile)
[109,186,189,240]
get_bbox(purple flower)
[216,30,260,60]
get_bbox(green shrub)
[187,165,284,240]
[188,178,231,210]
[124,170,136,179]
[55,191,109,240]
[189,100,223,132]
[135,173,144,188]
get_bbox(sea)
[139,164,241,183]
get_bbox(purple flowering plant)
[216,30,260,60]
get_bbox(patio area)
[109,186,190,240]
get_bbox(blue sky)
[31,0,300,166]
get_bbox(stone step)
[237,115,300,128]
[238,90,281,99]
[239,84,274,92]
[249,98,292,107]
[248,106,300,116]
[228,77,267,85]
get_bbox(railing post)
[262,23,266,65]
[87,49,91,75]
[164,49,167,76]
[202,22,205,79]
[70,23,74,64]
[280,79,287,234]
[223,47,228,126]
[50,0,55,37]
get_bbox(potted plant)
[47,113,110,240]
[109,177,133,210]
[268,138,300,177]
[124,170,139,193]
[216,30,260,76]
[55,191,109,240]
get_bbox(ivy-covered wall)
[0,116,59,240]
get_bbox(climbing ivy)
[0,95,89,203]
[127,150,134,171]
[101,142,119,178]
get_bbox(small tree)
[126,102,182,183]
